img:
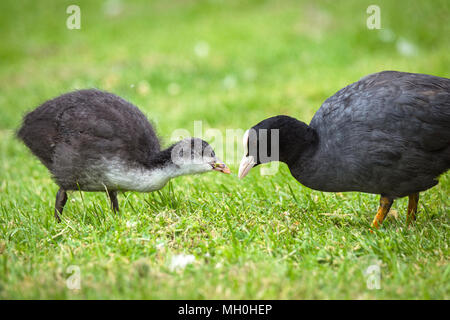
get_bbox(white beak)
[238,156,255,179]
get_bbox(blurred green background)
[1,0,449,133]
[0,0,448,299]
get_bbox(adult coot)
[18,89,230,221]
[238,71,449,228]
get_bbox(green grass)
[0,0,449,299]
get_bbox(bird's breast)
[101,158,172,192]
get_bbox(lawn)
[0,0,449,299]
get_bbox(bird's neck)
[105,147,185,192]
[145,145,193,179]
[145,145,204,180]
[146,146,176,172]
[282,126,327,190]
[279,123,319,168]
[103,156,178,193]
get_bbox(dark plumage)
[239,71,450,228]
[18,89,230,221]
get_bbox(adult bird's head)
[238,115,317,179]
[170,137,230,175]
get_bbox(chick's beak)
[212,160,231,174]
[238,156,255,179]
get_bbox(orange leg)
[371,196,394,229]
[406,193,419,225]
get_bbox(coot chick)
[18,89,230,222]
[239,71,450,228]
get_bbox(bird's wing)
[309,71,450,194]
[311,71,450,153]
[55,90,161,166]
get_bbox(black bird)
[238,71,450,228]
[18,89,230,221]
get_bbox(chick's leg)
[55,188,68,222]
[108,190,119,213]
